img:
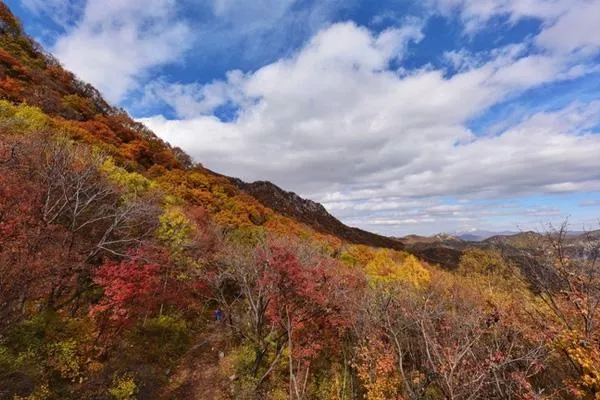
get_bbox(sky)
[6,0,600,236]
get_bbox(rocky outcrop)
[232,179,405,250]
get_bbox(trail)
[160,324,229,400]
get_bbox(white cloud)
[51,0,191,102]
[138,19,600,234]
[433,0,571,32]
[331,198,568,235]
[139,70,250,118]
[141,21,599,189]
[434,0,600,56]
[535,1,600,56]
[21,0,84,29]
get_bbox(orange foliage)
[354,339,404,400]
[0,75,21,99]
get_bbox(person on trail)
[215,308,223,323]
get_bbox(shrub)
[130,315,190,365]
[108,374,137,400]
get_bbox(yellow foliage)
[554,330,600,398]
[108,374,138,400]
[343,245,376,267]
[365,250,430,288]
[157,208,193,255]
[47,339,82,382]
[186,171,210,189]
[101,157,153,194]
[458,248,530,302]
[0,100,48,133]
[458,248,513,278]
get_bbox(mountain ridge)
[2,3,598,399]
[231,178,405,250]
[0,1,407,252]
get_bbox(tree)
[0,132,163,321]
[207,237,284,387]
[530,221,600,397]
[258,242,360,400]
[0,137,82,332]
[357,269,546,400]
[89,249,161,331]
[0,164,75,333]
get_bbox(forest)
[1,2,600,399]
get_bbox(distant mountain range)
[453,230,517,242]
[399,230,517,244]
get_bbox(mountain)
[483,231,541,247]
[0,1,401,253]
[455,230,516,242]
[232,179,405,250]
[1,3,596,399]
[398,233,469,269]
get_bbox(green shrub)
[5,311,89,385]
[108,374,137,400]
[0,100,48,133]
[130,314,190,365]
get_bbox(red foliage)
[257,244,362,362]
[80,118,120,145]
[0,161,80,332]
[0,47,20,67]
[0,75,22,99]
[90,250,161,326]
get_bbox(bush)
[130,314,190,365]
[108,374,137,400]
[0,100,51,132]
[2,312,90,397]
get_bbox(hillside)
[0,3,420,398]
[232,179,405,250]
[0,1,405,254]
[1,3,600,399]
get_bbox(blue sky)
[6,0,600,235]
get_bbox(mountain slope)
[233,179,405,250]
[0,1,403,253]
[2,4,598,399]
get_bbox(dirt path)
[160,325,229,400]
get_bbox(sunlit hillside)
[1,2,600,399]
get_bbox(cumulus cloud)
[140,22,599,192]
[50,0,191,102]
[21,0,84,29]
[434,0,600,57]
[138,16,600,234]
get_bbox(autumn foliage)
[90,251,161,326]
[1,3,600,400]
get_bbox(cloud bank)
[138,2,600,233]
[19,0,600,234]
